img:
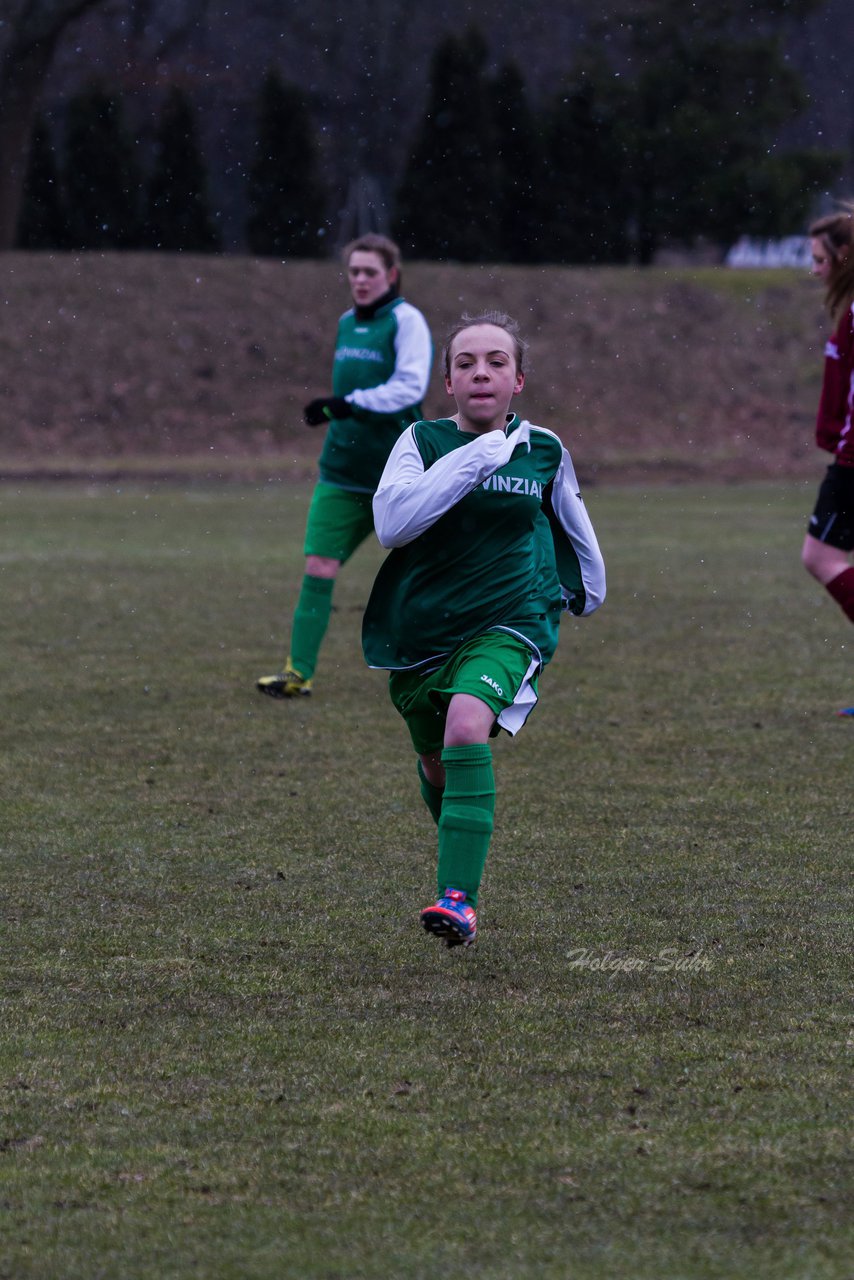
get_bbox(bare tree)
[0,0,111,248]
[0,0,211,250]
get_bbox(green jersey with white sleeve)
[362,414,606,671]
[317,295,432,494]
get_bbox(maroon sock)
[825,567,854,623]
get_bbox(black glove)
[303,396,353,427]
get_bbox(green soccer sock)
[436,743,495,907]
[417,759,444,825]
[289,575,335,680]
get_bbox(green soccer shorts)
[303,482,376,564]
[388,630,543,756]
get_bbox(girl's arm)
[816,305,854,455]
[373,422,531,548]
[543,446,606,616]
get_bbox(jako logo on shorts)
[480,674,504,696]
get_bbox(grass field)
[1,479,851,1280]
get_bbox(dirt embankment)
[0,252,830,485]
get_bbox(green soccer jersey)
[362,415,606,671]
[317,296,432,494]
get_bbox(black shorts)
[807,463,854,550]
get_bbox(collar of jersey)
[454,412,519,435]
[353,285,400,321]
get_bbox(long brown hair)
[810,205,854,323]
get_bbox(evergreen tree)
[605,0,840,261]
[489,62,548,264]
[144,87,220,252]
[733,148,842,237]
[394,28,501,262]
[541,62,631,265]
[246,69,328,258]
[17,114,68,249]
[63,83,143,249]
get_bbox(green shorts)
[388,631,542,756]
[304,482,375,564]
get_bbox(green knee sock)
[417,759,444,825]
[289,575,334,679]
[436,743,495,907]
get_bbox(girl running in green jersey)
[257,234,432,699]
[362,312,606,947]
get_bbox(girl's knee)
[802,535,827,577]
[305,554,340,579]
[444,695,496,747]
[801,540,820,576]
[419,752,444,788]
[802,535,849,583]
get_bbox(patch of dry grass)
[0,254,827,483]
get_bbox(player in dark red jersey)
[802,207,854,716]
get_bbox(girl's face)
[347,250,397,308]
[445,324,525,434]
[811,236,837,282]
